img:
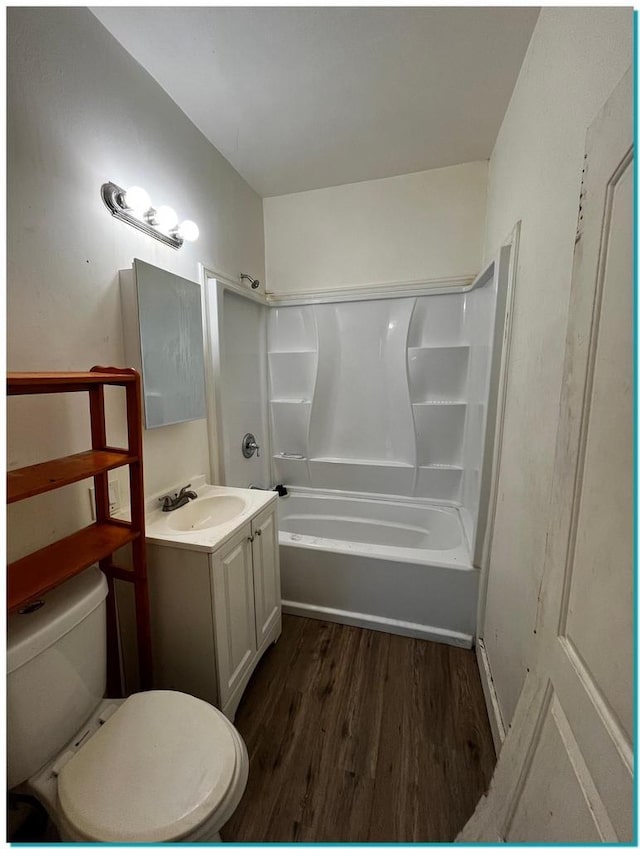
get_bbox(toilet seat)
[56,690,245,843]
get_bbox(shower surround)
[267,265,500,646]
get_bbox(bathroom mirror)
[120,259,206,429]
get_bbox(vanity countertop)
[118,479,278,554]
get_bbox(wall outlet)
[88,480,121,520]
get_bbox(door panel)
[251,507,281,651]
[507,691,605,842]
[211,529,257,706]
[562,157,633,742]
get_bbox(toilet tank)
[7,567,109,788]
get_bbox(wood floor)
[222,615,496,843]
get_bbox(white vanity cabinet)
[146,498,281,720]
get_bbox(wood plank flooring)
[222,615,496,843]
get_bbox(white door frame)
[474,223,521,750]
[200,263,268,486]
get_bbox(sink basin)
[163,495,247,532]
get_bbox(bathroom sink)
[163,495,247,532]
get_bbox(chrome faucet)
[158,484,198,512]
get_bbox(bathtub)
[278,490,479,648]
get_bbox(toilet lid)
[57,690,240,843]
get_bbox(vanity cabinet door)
[251,505,281,652]
[211,527,257,708]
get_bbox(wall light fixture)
[101,181,199,250]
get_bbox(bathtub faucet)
[249,484,289,497]
[158,484,198,512]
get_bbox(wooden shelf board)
[8,370,138,395]
[8,522,139,613]
[8,449,136,503]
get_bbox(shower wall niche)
[267,268,499,559]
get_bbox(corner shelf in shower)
[6,368,152,694]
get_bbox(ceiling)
[92,7,539,198]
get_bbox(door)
[461,67,633,842]
[251,505,281,651]
[211,527,257,708]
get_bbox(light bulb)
[179,220,199,242]
[123,185,151,215]
[155,205,178,232]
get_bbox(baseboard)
[476,637,506,752]
[282,599,473,649]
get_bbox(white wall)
[480,7,632,728]
[7,8,264,560]
[263,161,488,294]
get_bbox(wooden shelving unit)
[7,366,152,693]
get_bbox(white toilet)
[7,566,249,842]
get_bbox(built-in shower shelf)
[413,401,467,468]
[407,345,470,406]
[268,348,318,407]
[273,453,310,487]
[268,349,317,355]
[416,464,464,501]
[412,401,467,407]
[408,344,470,352]
[310,457,414,468]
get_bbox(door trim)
[474,222,521,751]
